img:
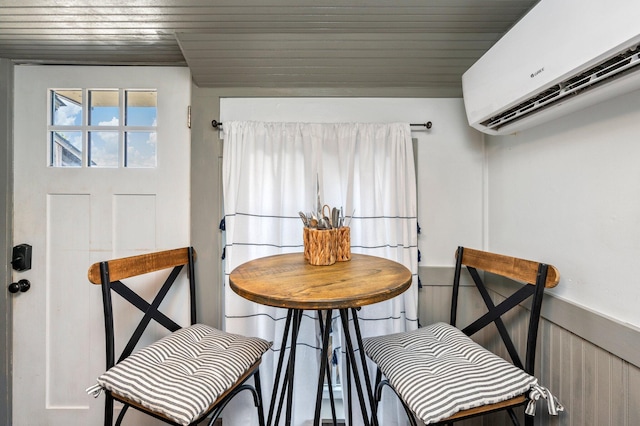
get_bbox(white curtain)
[221,121,418,426]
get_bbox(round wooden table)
[230,253,412,426]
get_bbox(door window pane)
[49,88,157,168]
[89,90,119,126]
[51,131,82,167]
[126,132,157,168]
[126,91,157,127]
[89,131,119,167]
[52,90,82,126]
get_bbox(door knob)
[8,279,30,293]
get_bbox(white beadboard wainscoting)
[417,266,640,426]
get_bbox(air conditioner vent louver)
[481,45,640,131]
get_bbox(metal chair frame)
[88,247,265,426]
[371,246,559,426]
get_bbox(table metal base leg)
[268,309,293,426]
[350,308,378,426]
[266,307,377,426]
[326,368,338,423]
[267,309,303,426]
[313,309,333,426]
[285,310,302,425]
[316,310,338,425]
[273,368,289,426]
[347,354,353,425]
[340,309,371,426]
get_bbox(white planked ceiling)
[0,0,538,94]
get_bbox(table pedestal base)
[267,308,378,426]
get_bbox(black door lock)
[11,244,32,271]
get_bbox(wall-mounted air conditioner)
[462,0,640,135]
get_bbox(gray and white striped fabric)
[87,324,271,426]
[363,322,538,424]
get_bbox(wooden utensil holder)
[336,227,351,261]
[304,228,337,266]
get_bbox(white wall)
[220,97,484,266]
[486,89,640,328]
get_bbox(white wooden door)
[12,66,191,425]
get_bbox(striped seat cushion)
[88,324,271,426]
[363,322,538,424]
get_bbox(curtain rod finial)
[410,121,433,129]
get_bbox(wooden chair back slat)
[459,247,559,288]
[88,247,195,284]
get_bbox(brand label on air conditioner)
[530,67,545,78]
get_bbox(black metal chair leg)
[507,407,520,425]
[370,368,382,425]
[104,394,113,426]
[114,403,128,426]
[524,412,534,426]
[376,379,417,426]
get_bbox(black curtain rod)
[211,119,432,129]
